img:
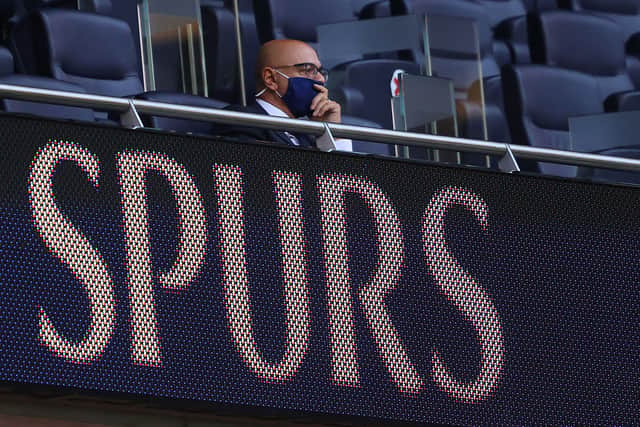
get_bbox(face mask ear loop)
[256,69,289,98]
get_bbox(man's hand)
[310,84,341,123]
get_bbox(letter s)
[28,141,116,364]
[423,186,504,402]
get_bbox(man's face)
[270,44,326,95]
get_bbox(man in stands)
[223,39,346,148]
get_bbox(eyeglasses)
[273,62,329,82]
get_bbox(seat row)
[2,0,640,182]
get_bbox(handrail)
[2,83,640,173]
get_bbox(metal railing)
[2,83,640,174]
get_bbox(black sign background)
[0,114,638,424]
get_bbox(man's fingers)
[310,92,328,111]
[313,100,331,117]
[314,100,338,118]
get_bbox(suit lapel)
[253,102,314,147]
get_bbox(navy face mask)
[275,70,324,118]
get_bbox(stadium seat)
[12,8,143,97]
[559,0,640,41]
[342,114,394,156]
[356,0,392,18]
[472,0,527,28]
[253,0,357,44]
[201,0,260,104]
[471,0,530,65]
[577,147,640,184]
[528,11,636,106]
[0,46,95,121]
[502,64,605,177]
[135,91,228,136]
[332,59,420,129]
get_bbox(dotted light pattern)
[317,174,423,394]
[423,186,505,402]
[117,150,208,367]
[28,140,116,364]
[213,164,310,382]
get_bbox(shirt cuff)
[334,138,353,152]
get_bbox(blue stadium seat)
[356,0,392,18]
[528,11,636,106]
[502,64,605,177]
[201,0,260,104]
[471,0,529,65]
[0,46,95,121]
[252,0,388,45]
[253,0,358,44]
[472,0,527,28]
[13,8,143,97]
[341,114,394,156]
[332,59,420,129]
[10,3,229,133]
[559,0,640,40]
[577,147,640,184]
[135,91,228,136]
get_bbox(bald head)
[255,39,321,89]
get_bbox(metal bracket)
[498,144,520,173]
[316,122,337,152]
[120,99,144,129]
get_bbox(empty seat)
[356,0,392,18]
[528,11,635,105]
[502,64,605,177]
[13,7,143,97]
[341,114,394,155]
[577,146,640,184]
[559,0,640,41]
[253,0,358,44]
[472,0,530,65]
[472,0,527,28]
[333,59,420,129]
[201,0,260,104]
[135,91,228,136]
[0,46,94,121]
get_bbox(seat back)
[202,0,260,104]
[135,91,228,136]
[253,0,356,43]
[529,11,634,101]
[559,0,640,40]
[471,0,527,28]
[333,59,420,129]
[341,114,394,155]
[0,46,95,121]
[394,0,501,89]
[21,8,142,97]
[502,64,605,177]
[577,147,640,184]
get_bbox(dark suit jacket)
[219,103,315,147]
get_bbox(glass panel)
[569,111,640,182]
[393,73,458,162]
[137,0,208,96]
[317,15,423,69]
[424,14,489,165]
